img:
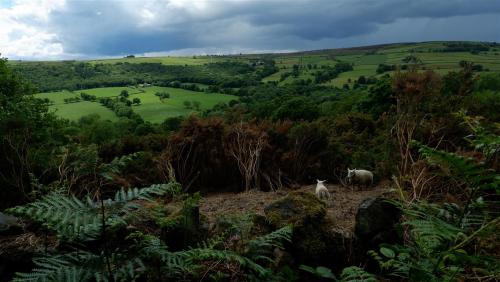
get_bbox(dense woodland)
[1,45,499,282]
[10,60,278,93]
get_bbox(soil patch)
[200,185,392,235]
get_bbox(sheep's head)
[347,168,356,179]
[316,179,326,184]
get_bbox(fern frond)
[12,252,95,282]
[132,231,196,276]
[92,256,145,282]
[181,248,270,277]
[113,182,181,205]
[163,254,197,275]
[340,266,377,282]
[99,152,142,180]
[418,144,499,193]
[8,183,181,241]
[7,193,102,240]
[14,249,147,282]
[406,218,462,253]
[245,225,292,262]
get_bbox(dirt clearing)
[200,185,392,235]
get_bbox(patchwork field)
[262,42,500,87]
[37,86,237,123]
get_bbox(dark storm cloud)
[47,1,191,54]
[241,0,500,40]
[6,0,500,58]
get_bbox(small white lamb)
[347,168,374,190]
[315,179,331,200]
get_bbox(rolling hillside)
[38,86,237,123]
[257,41,500,87]
[12,41,500,124]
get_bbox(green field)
[38,86,237,123]
[262,42,500,87]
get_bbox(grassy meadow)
[37,86,237,123]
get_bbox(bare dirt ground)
[200,185,392,235]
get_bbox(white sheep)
[346,168,373,190]
[315,179,331,200]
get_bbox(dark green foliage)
[440,42,490,53]
[467,91,500,122]
[358,75,395,118]
[476,72,500,91]
[300,265,336,280]
[340,266,378,282]
[370,139,500,281]
[369,201,500,281]
[161,116,183,131]
[272,97,319,121]
[313,62,353,83]
[245,225,293,262]
[0,57,65,209]
[154,91,170,100]
[99,96,142,120]
[80,92,97,101]
[11,251,145,282]
[63,96,81,103]
[401,55,421,64]
[255,59,279,78]
[376,64,396,74]
[11,60,265,92]
[8,183,181,281]
[299,265,378,281]
[183,100,192,109]
[7,183,181,241]
[418,144,499,194]
[442,62,475,97]
[119,89,129,98]
[76,115,120,144]
[132,223,292,280]
[132,97,141,105]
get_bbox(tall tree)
[0,57,63,208]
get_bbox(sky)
[1,0,499,60]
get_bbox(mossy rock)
[354,197,401,242]
[264,191,326,228]
[292,217,350,270]
[264,192,349,270]
[354,197,402,265]
[250,214,273,236]
[0,212,22,236]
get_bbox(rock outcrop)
[264,192,349,270]
[354,197,402,264]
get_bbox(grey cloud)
[19,0,500,57]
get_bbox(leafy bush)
[371,137,500,281]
